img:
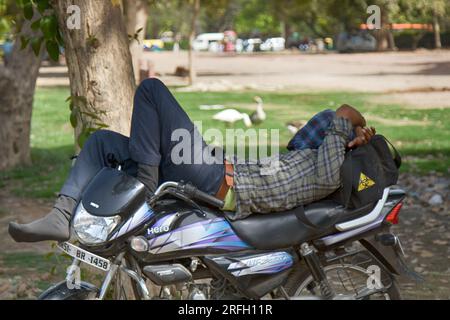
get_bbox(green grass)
[1,252,56,273]
[1,87,74,198]
[1,87,448,199]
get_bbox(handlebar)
[182,183,225,209]
[152,181,225,209]
[153,182,180,197]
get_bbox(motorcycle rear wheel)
[284,248,402,300]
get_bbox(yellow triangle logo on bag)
[358,173,376,192]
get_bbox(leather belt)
[215,160,234,200]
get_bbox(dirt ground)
[38,50,450,108]
[0,173,448,300]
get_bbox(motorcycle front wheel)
[39,256,143,300]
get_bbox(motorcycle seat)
[225,200,376,250]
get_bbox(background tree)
[234,0,280,37]
[431,0,444,49]
[201,0,241,32]
[52,0,136,148]
[374,0,400,50]
[0,0,13,44]
[267,0,333,43]
[398,0,447,49]
[147,0,191,40]
[188,0,200,85]
[124,0,149,84]
[0,1,43,171]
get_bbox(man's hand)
[336,104,367,128]
[335,104,375,148]
[348,126,376,149]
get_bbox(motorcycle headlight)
[73,203,121,245]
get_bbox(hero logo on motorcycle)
[148,225,171,235]
[147,212,178,236]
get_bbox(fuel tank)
[132,199,253,262]
[127,199,295,299]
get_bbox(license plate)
[58,242,111,272]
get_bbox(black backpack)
[330,135,402,209]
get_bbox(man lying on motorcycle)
[9,79,376,243]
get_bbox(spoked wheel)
[284,244,402,300]
[39,255,146,300]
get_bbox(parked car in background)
[298,37,312,51]
[160,31,174,43]
[243,38,262,52]
[192,33,225,52]
[143,39,165,51]
[235,38,244,53]
[260,37,286,51]
[336,31,377,53]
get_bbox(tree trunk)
[375,5,396,51]
[433,13,442,49]
[411,32,421,50]
[0,14,43,171]
[124,0,149,84]
[387,25,396,51]
[281,21,290,48]
[54,0,136,148]
[188,0,201,86]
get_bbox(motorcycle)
[39,166,411,300]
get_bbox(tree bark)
[433,13,442,49]
[188,0,200,86]
[387,25,396,51]
[53,0,136,147]
[281,21,290,48]
[124,0,149,84]
[0,14,43,171]
[375,4,396,52]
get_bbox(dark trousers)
[60,79,225,202]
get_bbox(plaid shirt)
[230,116,353,220]
[288,109,355,151]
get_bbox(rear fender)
[39,281,99,300]
[359,228,407,276]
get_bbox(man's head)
[336,104,376,149]
[336,104,366,127]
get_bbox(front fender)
[39,281,99,300]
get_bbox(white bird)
[287,125,300,135]
[250,96,266,125]
[213,109,253,127]
[287,120,306,135]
